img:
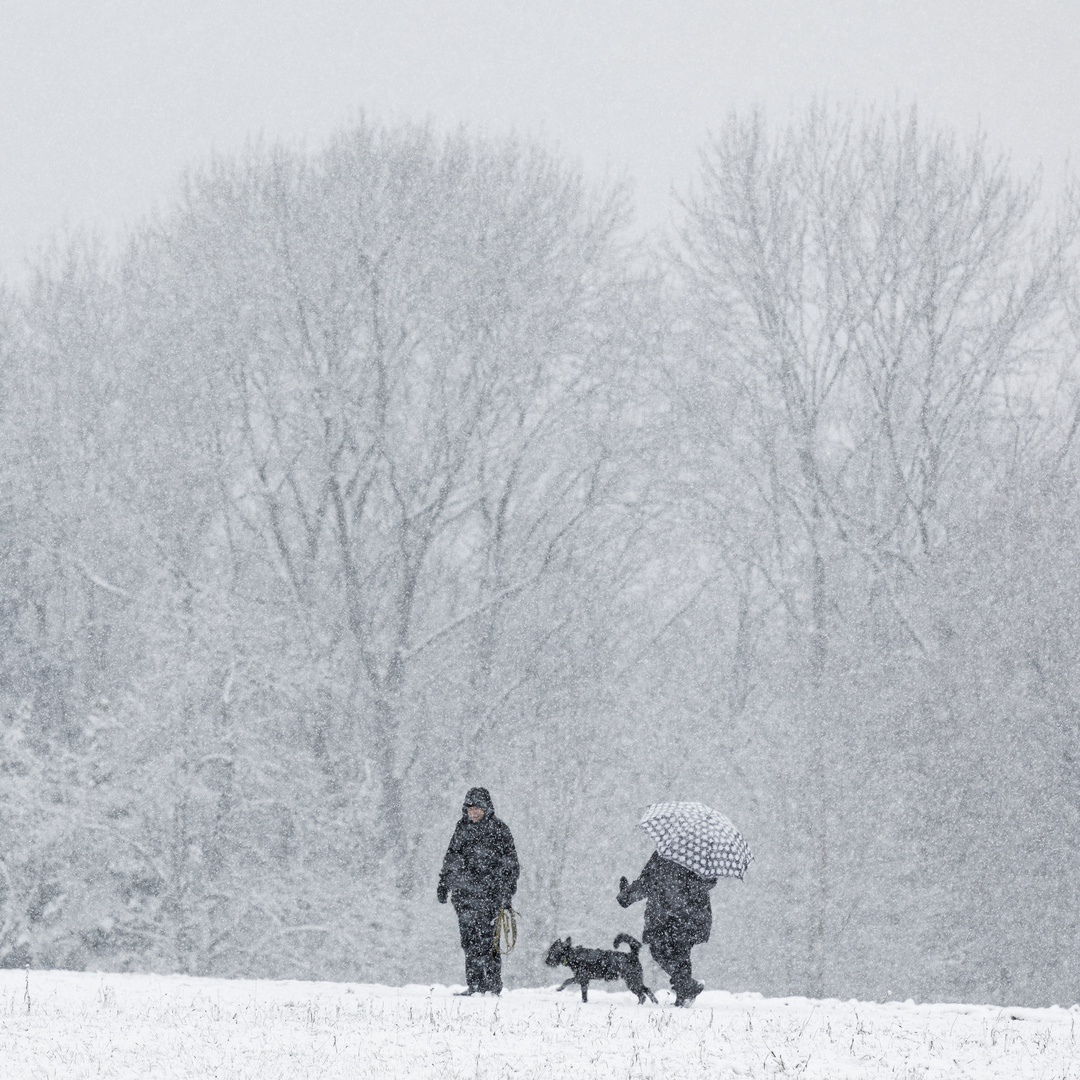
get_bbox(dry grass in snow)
[1,970,1078,1078]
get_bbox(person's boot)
[460,954,483,996]
[481,954,503,995]
[674,980,704,1007]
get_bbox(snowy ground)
[1,970,1078,1079]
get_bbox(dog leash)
[492,906,518,956]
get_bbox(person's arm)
[438,823,466,901]
[617,855,656,907]
[496,823,520,906]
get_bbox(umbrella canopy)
[639,801,754,879]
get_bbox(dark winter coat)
[438,787,520,908]
[617,851,716,946]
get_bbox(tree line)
[1,104,1078,1006]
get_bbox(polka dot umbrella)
[639,802,754,880]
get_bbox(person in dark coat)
[437,787,519,995]
[617,851,716,1006]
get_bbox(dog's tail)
[613,933,642,955]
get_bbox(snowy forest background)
[2,103,1079,1008]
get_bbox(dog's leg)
[644,986,657,1004]
[579,978,589,1003]
[556,977,576,992]
[625,963,655,1005]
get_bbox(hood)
[462,787,495,819]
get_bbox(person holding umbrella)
[617,801,752,1007]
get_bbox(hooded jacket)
[438,787,520,907]
[617,851,717,945]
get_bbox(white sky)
[3,1,1079,283]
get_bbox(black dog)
[544,933,658,1003]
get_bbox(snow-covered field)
[1,970,1078,1079]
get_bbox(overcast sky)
[3,1,1079,283]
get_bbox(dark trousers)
[453,897,502,993]
[647,933,695,998]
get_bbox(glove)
[437,882,448,904]
[616,876,631,907]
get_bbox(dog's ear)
[565,936,571,946]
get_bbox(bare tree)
[121,122,636,904]
[671,103,1075,993]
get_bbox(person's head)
[462,786,494,821]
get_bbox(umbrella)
[639,801,754,879]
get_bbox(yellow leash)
[492,906,518,956]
